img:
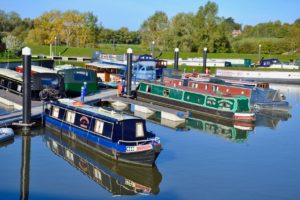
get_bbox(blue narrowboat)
[44,99,162,167]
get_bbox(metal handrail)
[118,137,160,145]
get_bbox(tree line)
[1,1,300,57]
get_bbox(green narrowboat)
[57,68,98,96]
[136,82,255,122]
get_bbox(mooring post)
[22,47,32,134]
[126,48,133,97]
[174,48,179,71]
[203,47,207,73]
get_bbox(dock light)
[203,47,208,73]
[151,41,155,57]
[174,48,179,71]
[258,44,262,62]
[126,48,133,97]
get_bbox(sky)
[1,0,300,30]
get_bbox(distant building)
[232,30,242,38]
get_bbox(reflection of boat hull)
[186,116,250,142]
[255,111,292,129]
[45,131,162,195]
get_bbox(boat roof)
[18,65,56,73]
[0,68,23,81]
[86,62,126,69]
[56,99,138,121]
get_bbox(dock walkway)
[102,96,190,118]
[0,89,117,127]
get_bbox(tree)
[2,34,23,56]
[193,1,219,52]
[170,12,195,51]
[139,11,169,50]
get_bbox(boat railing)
[118,137,160,146]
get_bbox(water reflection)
[256,111,292,129]
[20,135,31,200]
[44,130,162,196]
[186,116,251,143]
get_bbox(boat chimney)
[126,48,133,97]
[22,47,32,134]
[174,48,179,71]
[203,47,207,73]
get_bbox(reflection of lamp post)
[258,44,261,62]
[151,41,155,57]
[54,36,57,56]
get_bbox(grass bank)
[28,44,300,63]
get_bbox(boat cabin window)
[73,71,91,81]
[146,66,154,71]
[146,85,151,92]
[66,111,76,124]
[17,85,22,92]
[41,77,59,89]
[94,120,104,135]
[136,122,145,138]
[52,106,60,118]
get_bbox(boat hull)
[137,91,254,122]
[45,116,160,167]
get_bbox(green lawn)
[27,44,300,63]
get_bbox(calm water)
[0,84,300,200]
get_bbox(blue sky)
[2,0,300,30]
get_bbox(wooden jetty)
[102,96,190,120]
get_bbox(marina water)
[0,84,300,199]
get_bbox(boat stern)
[233,112,256,122]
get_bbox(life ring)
[72,101,84,106]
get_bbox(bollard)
[126,48,133,97]
[174,48,179,71]
[203,47,207,73]
[83,82,87,96]
[22,47,32,134]
[80,86,85,102]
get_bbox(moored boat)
[0,68,64,99]
[136,81,255,122]
[44,99,162,167]
[216,69,300,85]
[163,76,290,112]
